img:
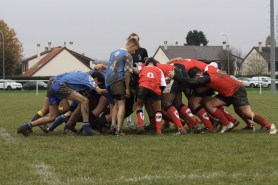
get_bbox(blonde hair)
[126,38,139,46]
[127,32,140,41]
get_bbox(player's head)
[125,38,139,54]
[91,71,105,86]
[127,32,140,42]
[188,67,203,79]
[145,57,157,66]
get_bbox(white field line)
[6,171,278,184]
[66,171,278,184]
[29,162,63,185]
[0,128,16,144]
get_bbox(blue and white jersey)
[105,48,133,87]
[51,70,81,81]
[57,71,98,92]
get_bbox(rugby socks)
[163,120,170,127]
[178,104,199,126]
[253,113,271,129]
[219,106,235,122]
[166,106,185,131]
[155,111,162,133]
[149,116,156,125]
[240,116,254,128]
[137,110,144,127]
[63,123,72,132]
[49,115,65,131]
[193,105,213,131]
[22,122,32,130]
[83,122,91,133]
[211,108,230,126]
[31,111,44,122]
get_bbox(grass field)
[1,89,278,185]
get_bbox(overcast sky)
[1,0,278,60]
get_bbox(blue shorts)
[48,81,73,105]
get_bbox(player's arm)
[169,68,210,86]
[124,54,133,98]
[166,57,183,64]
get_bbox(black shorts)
[214,86,249,107]
[107,81,126,100]
[137,86,161,101]
[185,87,215,98]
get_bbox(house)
[152,41,242,73]
[21,42,95,77]
[241,42,278,75]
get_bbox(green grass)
[0,89,278,185]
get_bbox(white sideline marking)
[66,172,278,184]
[0,128,16,144]
[29,162,62,185]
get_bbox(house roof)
[154,45,225,62]
[250,47,278,62]
[22,47,94,76]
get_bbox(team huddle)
[17,33,278,137]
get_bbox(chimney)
[164,41,168,50]
[69,42,73,50]
[175,41,178,46]
[37,44,40,62]
[222,42,227,50]
[200,43,203,46]
[48,42,51,51]
[258,42,262,52]
[64,42,66,47]
[45,47,48,51]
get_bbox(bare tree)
[245,54,268,75]
[232,48,244,76]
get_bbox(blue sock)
[63,123,72,131]
[49,115,65,131]
[83,122,91,133]
[23,122,32,130]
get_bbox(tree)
[265,35,276,46]
[185,30,209,46]
[216,47,244,76]
[245,54,268,75]
[0,19,24,77]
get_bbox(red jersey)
[172,59,207,72]
[156,63,174,77]
[139,66,166,95]
[206,66,243,97]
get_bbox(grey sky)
[1,0,277,60]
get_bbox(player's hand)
[125,89,130,98]
[168,70,175,79]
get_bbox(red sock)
[219,106,235,122]
[211,108,230,126]
[155,111,162,133]
[253,113,271,129]
[166,106,185,131]
[163,120,170,126]
[179,105,199,126]
[187,122,193,129]
[195,108,213,130]
[240,116,253,127]
[149,116,156,125]
[136,110,144,126]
